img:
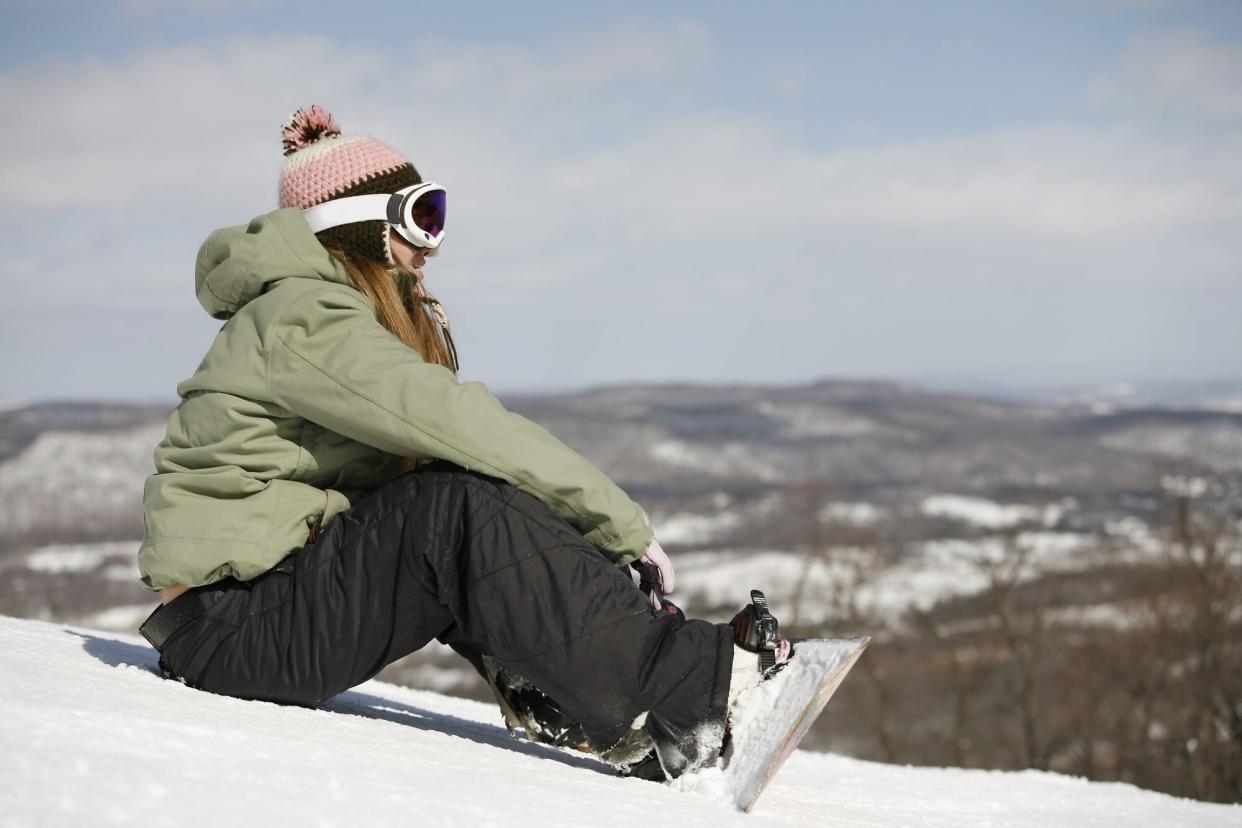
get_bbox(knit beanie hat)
[278,105,420,266]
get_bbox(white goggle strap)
[302,188,445,249]
[301,194,394,234]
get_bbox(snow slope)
[0,614,1236,827]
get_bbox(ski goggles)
[302,181,447,249]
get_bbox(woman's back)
[140,208,404,590]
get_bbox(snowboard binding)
[730,589,794,677]
[482,656,590,750]
[484,654,664,781]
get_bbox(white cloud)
[409,18,709,101]
[0,21,718,310]
[0,20,1239,396]
[1088,28,1242,121]
[549,119,1240,242]
[771,63,808,98]
[0,20,709,212]
[0,35,388,210]
[5,22,1235,246]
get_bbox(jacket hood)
[194,207,356,319]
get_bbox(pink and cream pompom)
[281,105,342,156]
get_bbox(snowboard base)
[722,636,870,812]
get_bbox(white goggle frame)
[302,181,446,250]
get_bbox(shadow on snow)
[67,627,610,774]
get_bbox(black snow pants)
[152,460,734,776]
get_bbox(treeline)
[803,488,1241,804]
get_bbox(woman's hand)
[635,538,676,610]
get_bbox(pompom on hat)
[278,105,421,266]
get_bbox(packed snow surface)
[1,614,1237,827]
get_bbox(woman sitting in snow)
[137,105,791,781]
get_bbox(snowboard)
[722,635,870,812]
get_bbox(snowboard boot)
[613,591,796,784]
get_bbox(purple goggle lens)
[410,189,446,237]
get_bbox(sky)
[1,0,1239,405]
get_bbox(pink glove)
[636,539,676,611]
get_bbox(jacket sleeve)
[266,285,654,565]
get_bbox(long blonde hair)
[324,245,460,474]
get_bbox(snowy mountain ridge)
[0,615,1236,827]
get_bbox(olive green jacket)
[138,207,653,590]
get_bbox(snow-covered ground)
[649,439,785,482]
[819,501,888,526]
[654,507,742,545]
[673,529,1104,625]
[24,541,139,579]
[919,494,1063,529]
[1,615,1236,826]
